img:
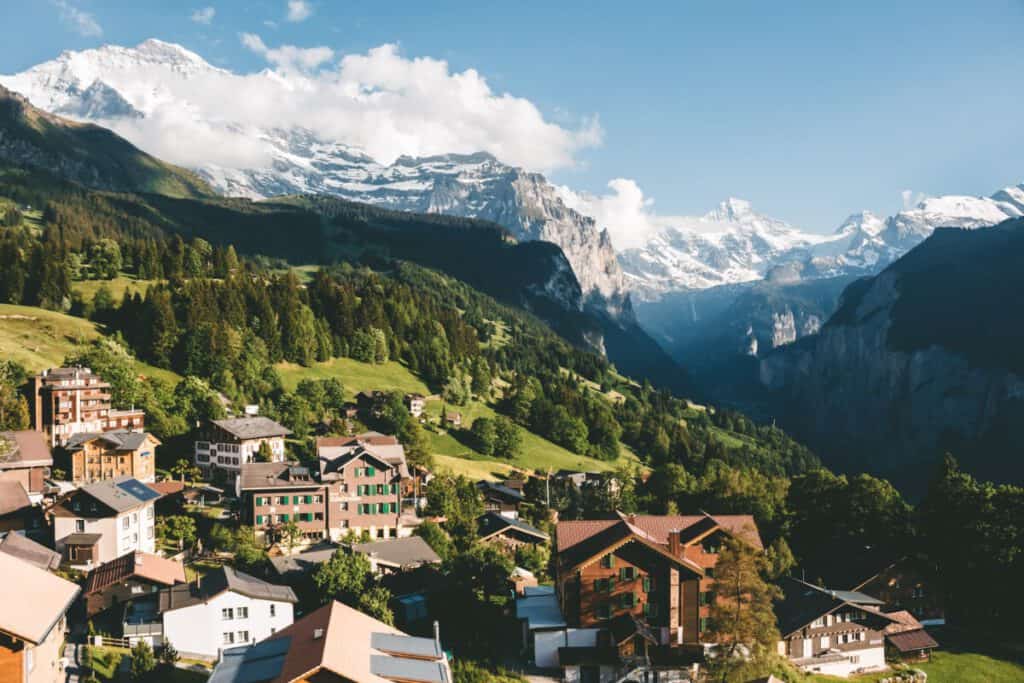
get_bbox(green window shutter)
[281,514,289,522]
[304,495,312,504]
[255,515,263,525]
[281,496,289,505]
[619,568,626,581]
[390,483,397,494]
[367,466,375,476]
[643,576,651,592]
[609,555,615,568]
[594,579,600,593]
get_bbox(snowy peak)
[835,210,884,237]
[706,197,756,223]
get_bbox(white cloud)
[901,189,926,210]
[53,0,102,37]
[559,179,668,249]
[286,0,312,22]
[240,33,334,72]
[73,40,600,173]
[190,6,215,24]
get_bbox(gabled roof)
[78,476,160,513]
[352,536,442,569]
[210,600,451,683]
[0,480,30,516]
[477,511,549,542]
[159,566,297,613]
[0,430,52,469]
[269,542,339,579]
[556,513,763,554]
[0,531,61,571]
[84,551,186,595]
[887,628,939,653]
[0,551,80,645]
[318,432,409,478]
[212,416,291,440]
[775,577,897,637]
[65,429,157,452]
[476,480,524,503]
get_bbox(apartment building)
[237,463,327,546]
[195,417,291,474]
[29,367,145,447]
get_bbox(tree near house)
[279,519,302,553]
[254,441,274,463]
[129,640,156,681]
[311,549,394,623]
[159,515,197,551]
[170,458,201,483]
[704,534,782,683]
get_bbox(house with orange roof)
[208,600,452,683]
[82,551,187,619]
[549,512,762,677]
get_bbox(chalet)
[551,512,762,677]
[194,416,291,474]
[51,476,160,568]
[444,412,462,428]
[63,430,160,484]
[880,610,939,663]
[318,432,409,540]
[82,551,187,619]
[852,556,944,626]
[238,463,327,546]
[0,551,80,683]
[29,366,145,447]
[125,566,298,657]
[0,430,52,502]
[477,511,549,549]
[208,600,452,683]
[0,531,61,572]
[404,393,426,418]
[775,578,895,678]
[476,479,524,519]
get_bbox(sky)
[1,0,1023,244]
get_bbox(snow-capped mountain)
[0,40,630,320]
[621,188,1024,300]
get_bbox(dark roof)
[238,462,318,490]
[63,533,102,546]
[159,566,297,612]
[65,430,153,452]
[352,536,442,568]
[477,512,549,542]
[476,480,524,503]
[887,628,939,653]
[79,476,160,513]
[268,543,339,579]
[209,636,291,683]
[212,416,291,440]
[0,480,30,516]
[557,513,763,554]
[0,532,61,571]
[775,577,893,637]
[0,430,52,469]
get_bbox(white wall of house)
[195,437,286,471]
[797,645,885,678]
[25,615,69,683]
[54,502,156,567]
[161,590,294,659]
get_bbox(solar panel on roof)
[370,655,448,683]
[208,638,290,683]
[116,479,160,502]
[371,633,441,659]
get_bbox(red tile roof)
[149,480,186,497]
[887,628,939,653]
[556,513,762,553]
[83,551,186,594]
[884,610,925,634]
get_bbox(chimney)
[668,530,681,557]
[627,513,637,525]
[433,620,441,652]
[313,628,325,640]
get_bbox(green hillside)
[0,85,212,198]
[0,303,180,384]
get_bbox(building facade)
[29,367,145,447]
[238,463,327,546]
[318,433,408,540]
[195,417,291,474]
[50,476,159,568]
[63,430,160,484]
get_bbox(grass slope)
[0,303,181,384]
[276,358,642,480]
[807,651,1024,683]
[72,275,159,304]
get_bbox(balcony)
[122,598,162,638]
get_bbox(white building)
[51,476,159,568]
[158,566,297,659]
[195,417,291,474]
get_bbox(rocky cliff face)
[759,220,1024,491]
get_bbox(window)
[256,515,264,525]
[619,567,636,581]
[146,527,154,539]
[270,604,276,617]
[705,567,715,579]
[222,608,234,620]
[390,484,397,494]
[223,632,235,645]
[595,577,616,593]
[314,512,324,521]
[811,617,825,628]
[146,507,154,519]
[278,496,289,505]
[236,607,248,619]
[280,514,289,522]
[237,631,249,642]
[596,603,611,620]
[123,517,131,530]
[600,554,615,569]
[355,467,363,477]
[340,502,349,511]
[644,602,658,618]
[643,576,653,593]
[699,617,709,633]
[619,593,636,609]
[76,519,85,533]
[304,495,313,504]
[699,591,712,606]
[366,466,376,477]
[376,484,385,495]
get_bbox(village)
[0,365,944,683]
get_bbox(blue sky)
[2,0,1023,234]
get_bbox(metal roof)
[370,655,449,683]
[353,536,442,569]
[65,430,152,452]
[516,589,567,631]
[79,476,159,512]
[370,632,443,659]
[0,532,61,571]
[208,637,291,683]
[213,416,292,440]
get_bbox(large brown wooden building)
[62,430,160,484]
[555,512,762,654]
